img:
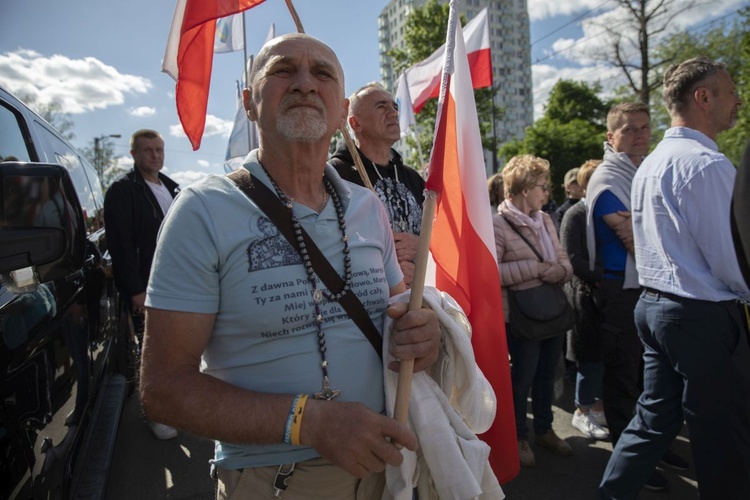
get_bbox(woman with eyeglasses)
[493,154,574,468]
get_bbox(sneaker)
[660,449,689,471]
[644,470,669,492]
[518,440,536,467]
[534,429,572,456]
[589,409,608,428]
[148,421,178,440]
[571,411,609,440]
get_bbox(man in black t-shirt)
[329,83,425,288]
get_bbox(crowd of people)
[491,56,749,500]
[102,30,749,499]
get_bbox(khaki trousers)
[216,457,385,499]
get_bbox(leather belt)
[642,287,686,303]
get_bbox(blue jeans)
[575,360,603,408]
[506,324,564,441]
[599,292,750,499]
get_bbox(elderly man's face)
[246,36,347,143]
[350,88,401,145]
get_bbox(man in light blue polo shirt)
[138,33,441,499]
[599,57,750,500]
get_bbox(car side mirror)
[0,162,86,292]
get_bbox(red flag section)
[425,2,519,484]
[400,6,492,114]
[163,0,266,150]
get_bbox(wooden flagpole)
[393,194,435,427]
[285,0,305,33]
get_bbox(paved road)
[106,362,698,499]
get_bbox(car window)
[0,102,32,162]
[34,123,100,234]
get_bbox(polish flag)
[399,6,492,114]
[163,0,267,150]
[425,1,518,484]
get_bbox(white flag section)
[395,70,416,138]
[265,22,276,43]
[401,6,491,113]
[224,83,258,173]
[214,13,244,53]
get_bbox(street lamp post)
[94,134,121,176]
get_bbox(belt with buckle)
[643,287,686,303]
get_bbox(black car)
[0,85,137,499]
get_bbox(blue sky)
[0,0,743,187]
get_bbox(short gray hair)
[663,56,726,115]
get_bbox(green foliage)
[715,8,750,165]
[388,0,457,75]
[387,0,500,169]
[499,80,608,203]
[544,80,609,127]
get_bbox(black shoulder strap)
[228,168,383,358]
[502,213,545,262]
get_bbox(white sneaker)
[148,421,178,440]
[588,409,608,427]
[571,411,609,440]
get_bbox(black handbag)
[502,215,575,340]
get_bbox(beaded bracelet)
[290,394,309,446]
[282,394,302,445]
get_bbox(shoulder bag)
[502,214,574,341]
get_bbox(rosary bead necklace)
[260,164,351,400]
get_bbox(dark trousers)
[599,292,750,500]
[597,279,642,445]
[506,323,564,441]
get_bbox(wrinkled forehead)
[252,34,344,85]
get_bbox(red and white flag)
[399,6,491,114]
[163,0,267,150]
[425,1,518,484]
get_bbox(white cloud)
[169,113,234,138]
[532,63,623,119]
[130,106,156,117]
[528,0,603,22]
[0,49,151,114]
[197,159,210,168]
[204,114,234,137]
[116,156,133,169]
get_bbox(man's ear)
[341,98,350,130]
[243,88,258,121]
[694,86,711,111]
[347,114,359,132]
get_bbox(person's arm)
[560,207,601,283]
[685,159,750,299]
[540,213,572,284]
[141,308,419,478]
[603,210,634,255]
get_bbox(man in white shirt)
[104,129,180,440]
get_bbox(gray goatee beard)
[277,105,327,142]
